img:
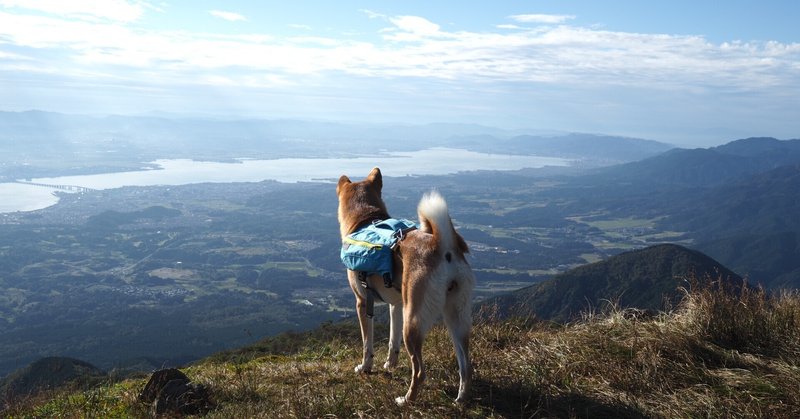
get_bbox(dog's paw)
[395,396,408,406]
[354,364,371,374]
[384,350,400,370]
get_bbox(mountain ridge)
[585,136,800,189]
[0,356,105,401]
[482,244,743,322]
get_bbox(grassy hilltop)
[3,282,800,418]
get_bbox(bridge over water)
[14,181,95,193]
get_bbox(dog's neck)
[339,205,390,238]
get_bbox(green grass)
[474,280,540,296]
[578,253,603,264]
[475,267,558,276]
[587,217,661,230]
[570,215,690,250]
[216,278,277,296]
[5,284,800,418]
[261,260,322,277]
[461,223,550,240]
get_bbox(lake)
[0,148,569,213]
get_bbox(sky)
[0,1,798,146]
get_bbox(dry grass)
[4,282,800,418]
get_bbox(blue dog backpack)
[340,218,417,283]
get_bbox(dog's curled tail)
[417,191,468,253]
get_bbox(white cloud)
[0,49,31,60]
[0,8,796,95]
[389,15,440,35]
[209,10,247,22]
[360,9,385,20]
[509,14,575,24]
[1,7,796,140]
[0,0,146,22]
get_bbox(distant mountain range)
[483,244,742,322]
[474,134,800,309]
[583,137,800,189]
[545,136,800,288]
[442,133,672,163]
[0,110,672,181]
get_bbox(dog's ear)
[366,167,382,192]
[337,175,351,195]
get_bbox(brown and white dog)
[336,167,475,405]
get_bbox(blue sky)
[0,1,798,146]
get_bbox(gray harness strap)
[357,271,385,318]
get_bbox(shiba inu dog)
[336,167,474,405]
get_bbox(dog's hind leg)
[384,303,402,370]
[396,314,427,406]
[444,277,473,404]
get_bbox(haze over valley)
[1,1,798,415]
[1,110,798,379]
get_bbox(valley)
[0,172,670,377]
[1,114,798,383]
